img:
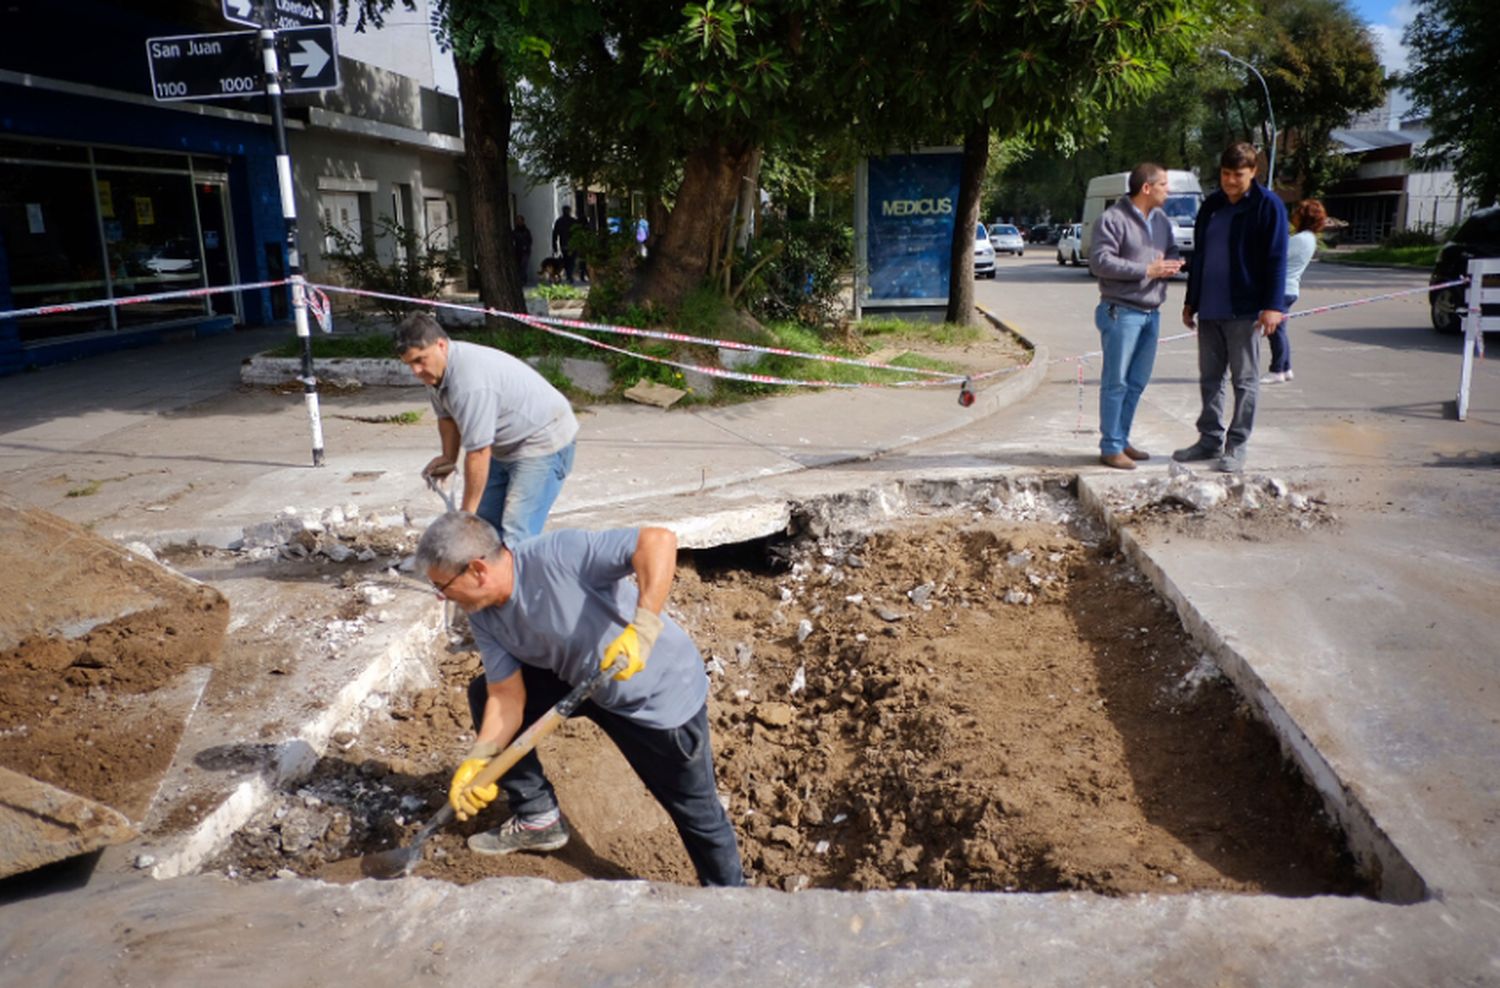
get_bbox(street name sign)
[146,26,338,102]
[222,0,330,30]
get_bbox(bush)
[324,216,461,319]
[571,227,641,322]
[737,218,853,327]
[1381,228,1439,249]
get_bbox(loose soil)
[0,503,229,820]
[212,494,1369,898]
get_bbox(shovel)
[360,660,617,879]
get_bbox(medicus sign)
[854,149,963,317]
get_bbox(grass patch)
[258,307,968,407]
[856,316,986,346]
[1322,245,1439,269]
[66,480,102,498]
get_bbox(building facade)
[0,0,466,376]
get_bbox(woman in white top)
[1265,199,1327,383]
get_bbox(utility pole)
[1214,48,1277,188]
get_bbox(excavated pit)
[207,478,1373,898]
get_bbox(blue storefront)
[0,1,291,376]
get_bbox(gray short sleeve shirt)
[428,340,579,460]
[468,528,708,730]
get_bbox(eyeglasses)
[431,564,469,599]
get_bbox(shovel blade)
[360,845,420,880]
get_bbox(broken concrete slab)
[0,766,136,879]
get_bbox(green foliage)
[1402,0,1500,205]
[324,215,461,319]
[531,283,587,302]
[570,228,642,323]
[268,333,400,359]
[1324,244,1440,268]
[736,218,853,327]
[1382,228,1439,248]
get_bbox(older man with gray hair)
[395,312,577,547]
[415,511,744,887]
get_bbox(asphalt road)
[969,253,1498,474]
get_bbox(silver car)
[974,223,996,279]
[987,223,1025,257]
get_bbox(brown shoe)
[1100,452,1137,470]
[1124,445,1151,461]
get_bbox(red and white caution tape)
[0,279,290,322]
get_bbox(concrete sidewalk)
[0,322,1043,547]
[2,305,1498,986]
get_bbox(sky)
[1352,0,1416,76]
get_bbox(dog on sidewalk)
[537,256,565,284]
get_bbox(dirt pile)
[210,484,1367,898]
[0,501,228,822]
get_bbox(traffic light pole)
[260,25,324,467]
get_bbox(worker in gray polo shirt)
[415,511,745,886]
[395,312,578,546]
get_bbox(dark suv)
[1431,206,1500,333]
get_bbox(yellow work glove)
[601,608,664,682]
[448,740,501,821]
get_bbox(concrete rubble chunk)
[0,766,137,879]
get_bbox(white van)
[1079,169,1202,265]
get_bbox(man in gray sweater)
[1088,163,1184,470]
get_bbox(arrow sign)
[287,37,330,79]
[275,25,339,92]
[222,0,329,29]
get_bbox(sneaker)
[1284,369,1294,381]
[468,814,570,856]
[1215,448,1246,473]
[1260,372,1285,384]
[1172,440,1224,462]
[1100,452,1137,470]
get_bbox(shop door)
[196,181,239,320]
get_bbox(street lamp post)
[1214,48,1277,188]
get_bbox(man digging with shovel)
[416,511,745,887]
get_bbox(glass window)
[0,136,89,164]
[0,160,111,342]
[95,169,207,328]
[1164,195,1201,223]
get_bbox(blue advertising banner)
[864,151,963,302]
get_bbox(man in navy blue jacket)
[1174,142,1288,473]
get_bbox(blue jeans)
[1094,302,1160,455]
[475,442,575,547]
[1268,295,1295,373]
[468,669,746,887]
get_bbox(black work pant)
[467,669,745,886]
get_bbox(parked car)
[1430,206,1500,333]
[1056,223,1084,266]
[988,223,1025,257]
[974,222,996,279]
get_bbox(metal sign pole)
[259,25,324,467]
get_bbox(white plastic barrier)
[1457,258,1499,421]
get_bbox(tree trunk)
[735,148,764,252]
[629,138,755,310]
[946,120,989,325]
[456,51,525,321]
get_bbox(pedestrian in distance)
[417,511,746,887]
[1264,198,1326,384]
[1175,142,1289,474]
[551,205,582,284]
[1088,162,1185,470]
[395,312,578,547]
[511,214,533,287]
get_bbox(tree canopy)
[1402,0,1500,206]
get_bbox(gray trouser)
[1194,318,1261,451]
